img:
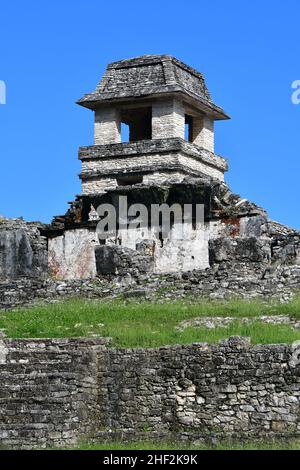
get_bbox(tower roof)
[77,55,229,120]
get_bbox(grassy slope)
[1,298,300,347]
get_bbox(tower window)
[117,175,143,186]
[185,114,193,142]
[121,107,152,142]
[121,122,130,143]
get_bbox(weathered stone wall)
[81,149,224,185]
[79,138,228,194]
[94,106,121,145]
[95,243,154,276]
[112,221,214,273]
[48,228,99,280]
[0,338,108,449]
[0,337,300,448]
[177,153,223,180]
[0,218,47,281]
[209,237,272,264]
[143,171,189,185]
[82,177,119,194]
[192,115,214,152]
[2,229,300,309]
[81,170,191,195]
[96,338,300,443]
[152,99,185,140]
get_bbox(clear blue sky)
[0,1,299,228]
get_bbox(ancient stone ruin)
[45,54,230,279]
[42,55,300,282]
[0,337,300,449]
[1,55,300,449]
[1,55,300,306]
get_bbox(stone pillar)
[94,106,121,145]
[192,115,214,152]
[152,99,185,139]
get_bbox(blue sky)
[0,0,299,227]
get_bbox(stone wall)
[192,115,214,152]
[79,138,228,194]
[94,106,121,145]
[152,99,185,140]
[0,218,47,281]
[0,338,108,449]
[96,338,300,443]
[48,228,99,280]
[2,238,300,310]
[99,221,213,275]
[0,337,300,448]
[95,243,154,276]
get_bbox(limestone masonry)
[2,54,299,285]
[0,337,300,449]
[47,54,233,278]
[1,55,300,448]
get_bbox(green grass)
[69,439,300,450]
[1,297,300,346]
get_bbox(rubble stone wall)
[0,337,300,448]
[95,338,300,443]
[82,177,120,194]
[0,218,47,281]
[0,338,107,449]
[95,243,154,276]
[2,230,300,309]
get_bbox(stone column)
[94,106,121,145]
[152,99,185,140]
[192,115,214,152]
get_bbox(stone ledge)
[79,138,228,172]
[79,163,207,181]
[2,337,110,347]
[78,88,228,118]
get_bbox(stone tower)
[45,55,267,280]
[77,55,229,194]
